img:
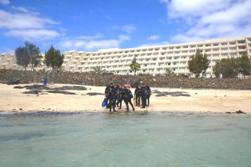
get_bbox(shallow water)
[0,112,251,167]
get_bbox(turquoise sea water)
[0,112,251,167]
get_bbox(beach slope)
[0,83,250,113]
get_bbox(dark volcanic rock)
[7,79,20,85]
[235,110,246,114]
[1,69,251,90]
[87,92,104,96]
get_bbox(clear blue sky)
[0,0,250,53]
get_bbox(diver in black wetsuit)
[105,82,116,111]
[116,85,124,109]
[123,86,135,112]
[108,84,117,112]
[145,85,151,106]
[134,85,142,107]
[141,85,147,108]
[105,82,112,108]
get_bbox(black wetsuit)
[123,88,135,112]
[116,87,124,109]
[105,85,116,112]
[105,85,112,108]
[145,85,151,106]
[108,86,117,112]
[141,86,147,108]
[134,86,141,106]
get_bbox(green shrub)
[213,55,251,78]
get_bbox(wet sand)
[0,83,251,113]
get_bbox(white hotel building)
[62,36,251,77]
[1,36,251,76]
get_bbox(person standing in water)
[145,85,151,106]
[105,82,112,108]
[134,85,141,107]
[116,84,124,109]
[141,84,147,108]
[108,83,117,112]
[105,82,116,111]
[123,85,135,112]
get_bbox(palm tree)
[91,66,107,74]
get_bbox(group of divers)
[104,82,151,112]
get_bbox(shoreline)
[1,83,251,114]
[0,110,249,116]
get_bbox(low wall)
[0,69,251,89]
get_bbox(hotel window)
[239,51,247,55]
[238,46,246,49]
[238,40,245,44]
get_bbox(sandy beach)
[0,83,251,113]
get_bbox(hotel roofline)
[65,36,251,54]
